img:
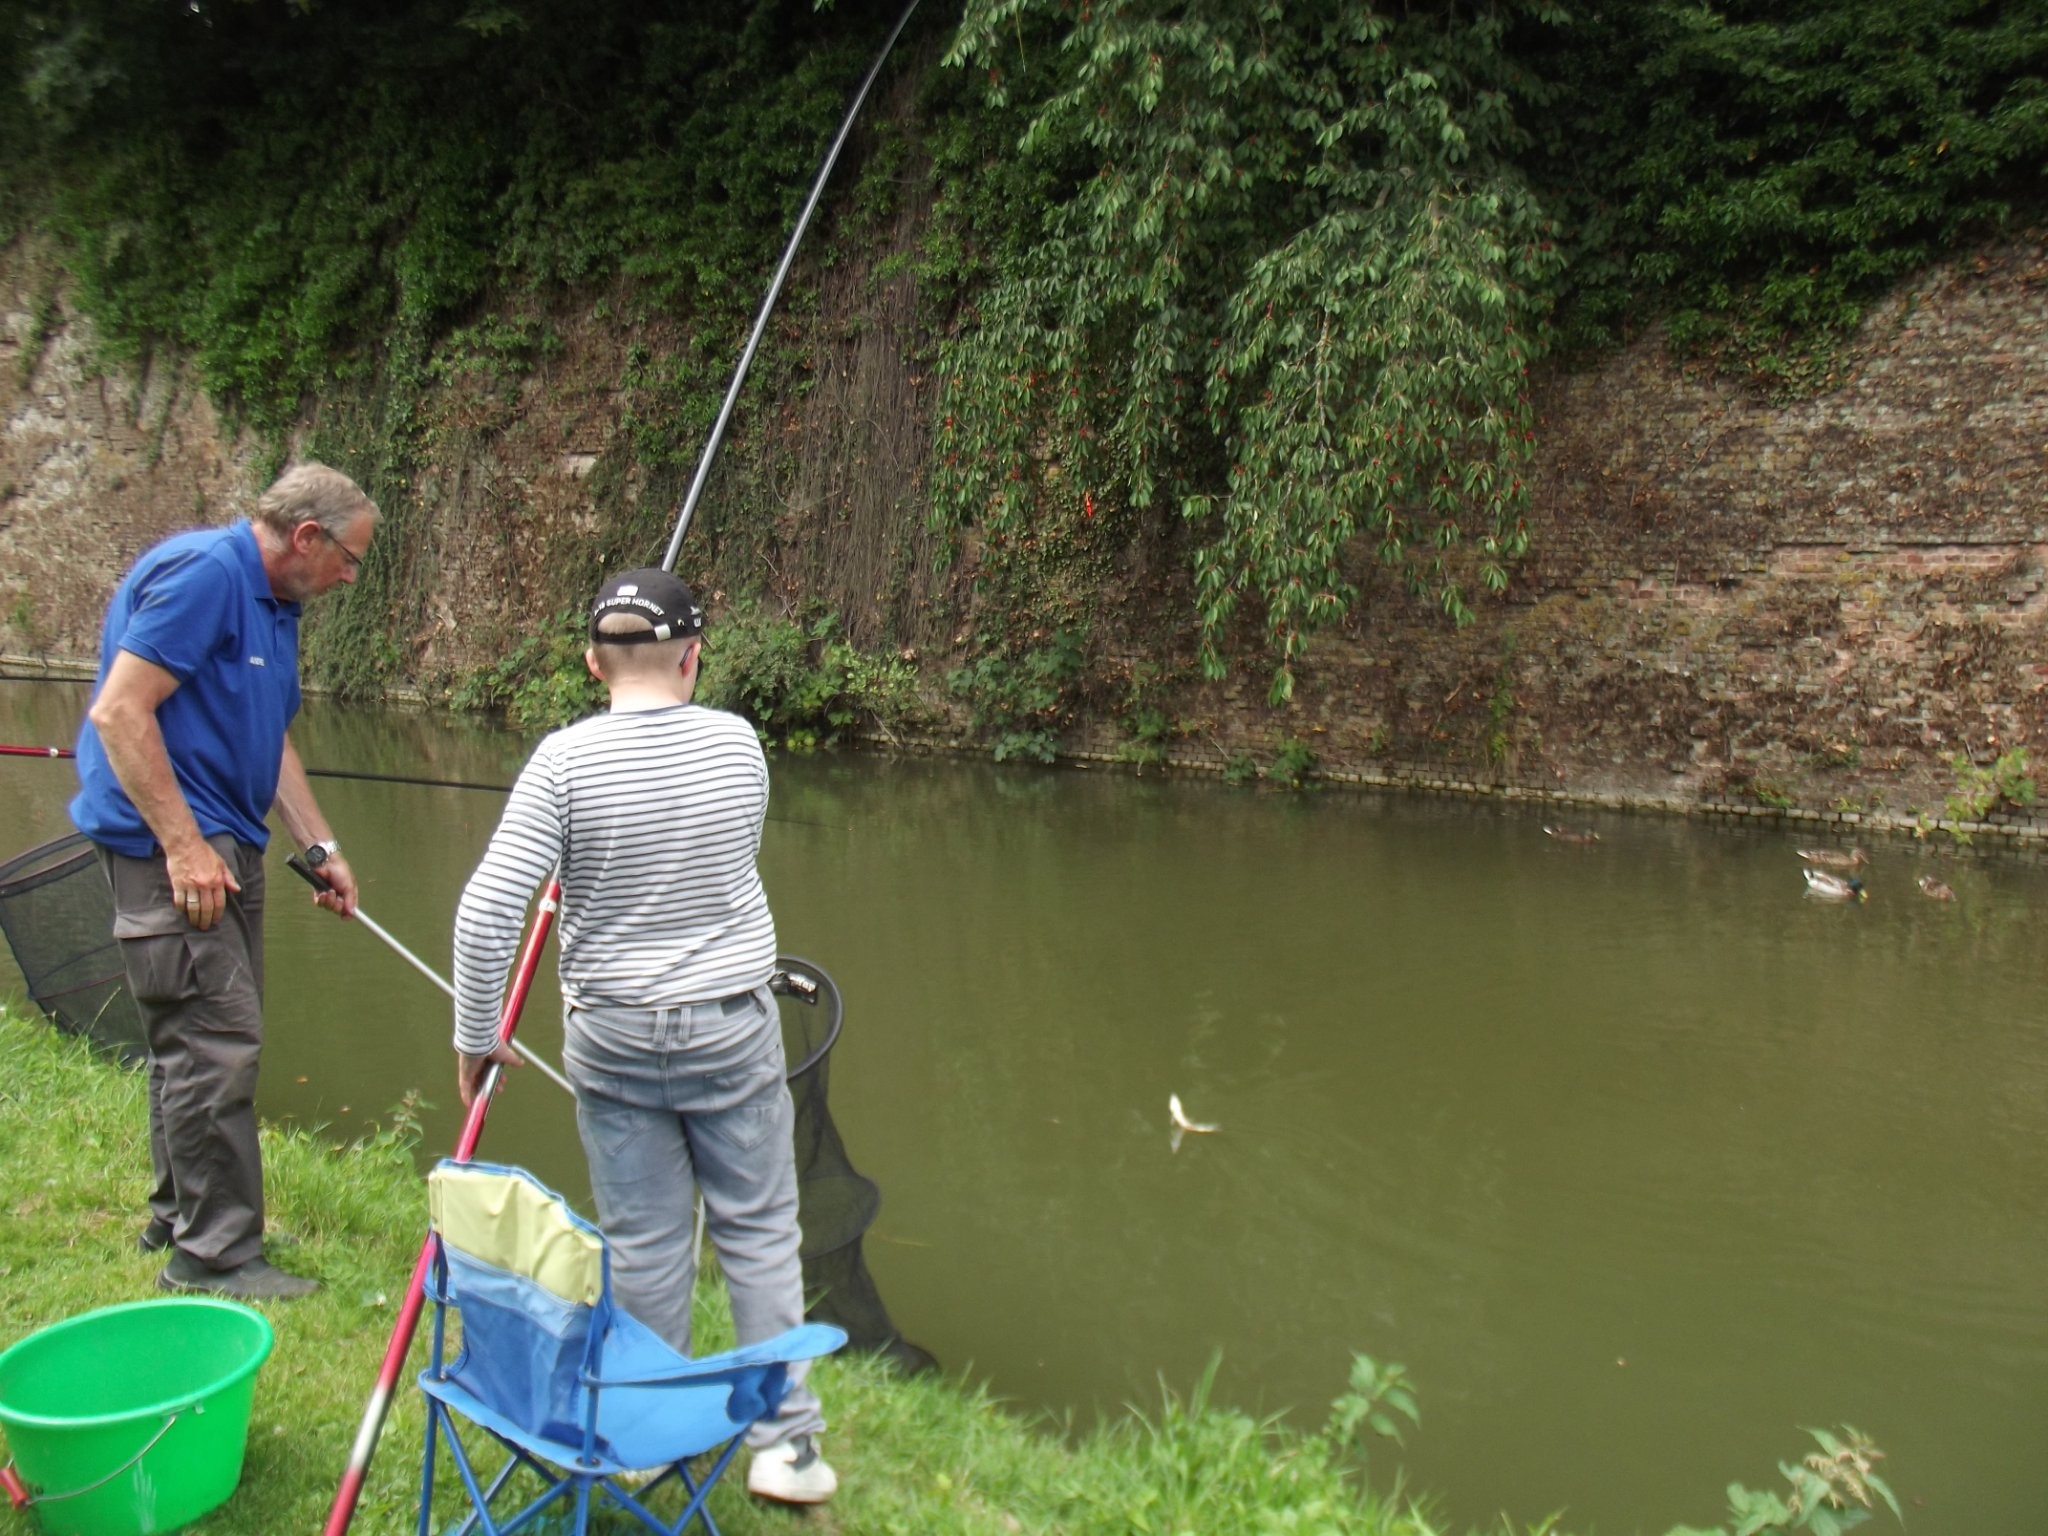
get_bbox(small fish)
[1168,1094,1219,1134]
[1803,869,1867,902]
[1543,826,1600,845]
[1917,875,1956,902]
[1797,846,1867,870]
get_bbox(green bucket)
[0,1298,274,1536]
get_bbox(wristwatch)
[304,838,342,869]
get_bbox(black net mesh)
[0,832,145,1062]
[773,958,937,1374]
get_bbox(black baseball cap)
[588,568,704,643]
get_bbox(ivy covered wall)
[1,0,2044,825]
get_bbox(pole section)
[284,856,575,1098]
[319,877,559,1536]
[661,0,922,572]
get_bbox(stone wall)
[0,241,263,663]
[1110,240,2048,844]
[4,228,2044,842]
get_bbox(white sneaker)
[746,1437,837,1504]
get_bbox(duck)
[1803,868,1867,902]
[1917,875,1957,902]
[1544,826,1601,845]
[1796,846,1867,870]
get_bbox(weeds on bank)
[948,631,1083,764]
[1944,745,2035,828]
[695,598,923,751]
[447,600,925,744]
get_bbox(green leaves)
[695,600,925,751]
[1324,1353,1421,1454]
[1537,0,2048,382]
[1664,1425,1901,1536]
[938,0,1561,697]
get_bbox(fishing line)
[0,747,849,829]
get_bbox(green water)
[4,680,2046,1535]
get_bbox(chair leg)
[419,1400,439,1536]
[434,1417,577,1536]
[436,1416,502,1536]
[668,1436,746,1536]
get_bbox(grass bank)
[0,1006,1434,1535]
[0,1005,1898,1536]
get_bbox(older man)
[70,462,377,1300]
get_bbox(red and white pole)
[320,877,560,1536]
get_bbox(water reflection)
[3,681,2047,1534]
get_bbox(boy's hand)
[457,1044,523,1107]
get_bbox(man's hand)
[457,1043,523,1108]
[167,837,240,931]
[311,852,360,918]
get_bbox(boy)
[451,568,832,1503]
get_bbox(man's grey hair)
[253,462,379,538]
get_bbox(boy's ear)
[584,646,604,681]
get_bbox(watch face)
[306,844,330,868]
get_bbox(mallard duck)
[1917,875,1957,902]
[1803,869,1867,902]
[1544,826,1601,845]
[1797,846,1867,869]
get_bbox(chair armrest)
[589,1322,847,1388]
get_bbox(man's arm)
[88,650,238,931]
[272,733,358,917]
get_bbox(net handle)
[772,956,843,1079]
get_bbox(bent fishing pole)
[320,4,921,1529]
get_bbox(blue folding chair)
[416,1159,845,1536]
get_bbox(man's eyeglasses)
[315,525,364,572]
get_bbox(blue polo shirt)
[70,522,303,857]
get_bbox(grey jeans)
[100,835,269,1270]
[564,987,823,1449]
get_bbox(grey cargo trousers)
[100,835,269,1270]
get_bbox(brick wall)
[6,227,2044,842]
[1106,240,2048,843]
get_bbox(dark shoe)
[137,1217,174,1253]
[157,1251,319,1300]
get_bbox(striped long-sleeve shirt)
[451,703,776,1056]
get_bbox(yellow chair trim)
[428,1165,604,1307]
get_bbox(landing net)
[775,958,937,1373]
[0,832,145,1061]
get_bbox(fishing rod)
[2,744,511,788]
[285,856,575,1097]
[661,3,921,571]
[321,4,921,1530]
